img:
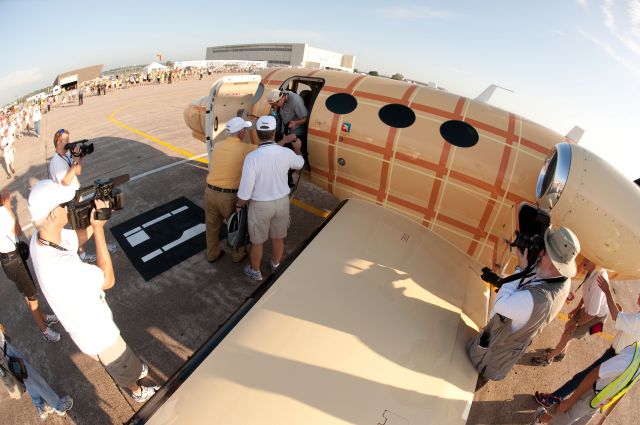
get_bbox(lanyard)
[258,142,275,148]
[58,153,72,167]
[37,234,68,252]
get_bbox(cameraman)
[28,180,159,403]
[49,129,115,262]
[467,226,580,386]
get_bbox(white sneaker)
[107,242,118,253]
[37,405,53,419]
[79,252,96,263]
[54,395,73,416]
[131,385,159,403]
[138,363,149,380]
[42,327,61,342]
[270,259,280,273]
[44,314,58,327]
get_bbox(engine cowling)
[536,143,640,276]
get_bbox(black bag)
[16,240,29,261]
[227,206,249,249]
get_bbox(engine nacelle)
[183,96,208,142]
[536,143,640,276]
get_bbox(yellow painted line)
[291,198,330,218]
[108,108,208,164]
[108,108,328,219]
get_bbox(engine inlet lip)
[536,143,572,210]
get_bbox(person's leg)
[26,298,46,332]
[547,324,576,358]
[269,196,289,266]
[204,189,223,261]
[250,243,263,271]
[6,344,64,412]
[552,347,615,399]
[548,390,598,425]
[271,238,284,265]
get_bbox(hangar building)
[53,64,104,90]
[205,43,355,72]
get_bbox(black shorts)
[1,253,38,301]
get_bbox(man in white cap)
[236,115,305,281]
[28,180,159,403]
[204,117,256,263]
[467,225,580,386]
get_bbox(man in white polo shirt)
[236,115,304,281]
[28,180,159,403]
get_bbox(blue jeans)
[5,343,65,411]
[553,346,616,399]
[34,120,40,136]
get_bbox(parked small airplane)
[129,68,640,424]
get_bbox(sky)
[1,0,639,179]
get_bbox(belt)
[207,184,238,194]
[0,250,18,260]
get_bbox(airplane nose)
[536,143,571,210]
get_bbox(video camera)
[66,175,129,229]
[480,203,551,289]
[65,139,94,158]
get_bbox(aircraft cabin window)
[378,104,416,128]
[439,120,479,148]
[252,83,265,104]
[325,93,358,115]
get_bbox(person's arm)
[597,275,619,322]
[90,199,114,290]
[236,159,255,208]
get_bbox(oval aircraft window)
[325,93,357,115]
[379,104,415,128]
[439,120,479,148]
[251,83,265,104]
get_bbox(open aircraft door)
[183,75,262,162]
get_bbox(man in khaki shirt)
[205,117,256,263]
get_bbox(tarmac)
[0,74,638,424]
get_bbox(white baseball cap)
[28,180,76,222]
[266,89,283,104]
[226,117,252,134]
[256,115,276,131]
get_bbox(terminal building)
[205,43,355,72]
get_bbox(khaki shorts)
[248,196,290,244]
[95,335,143,388]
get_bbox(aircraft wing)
[130,199,489,425]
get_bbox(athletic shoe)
[270,259,280,273]
[37,405,53,419]
[107,242,118,253]
[531,406,547,424]
[44,314,58,327]
[131,385,160,403]
[54,395,73,416]
[534,391,562,408]
[79,252,97,263]
[42,327,61,343]
[244,264,263,281]
[138,363,149,380]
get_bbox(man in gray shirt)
[267,89,309,184]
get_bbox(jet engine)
[536,143,640,277]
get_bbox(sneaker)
[42,327,61,342]
[107,242,118,253]
[534,391,562,408]
[44,314,58,327]
[37,404,53,419]
[270,259,280,273]
[131,385,159,403]
[244,264,263,281]
[532,406,547,424]
[553,352,566,362]
[54,395,73,416]
[531,355,552,366]
[138,363,149,380]
[79,251,96,263]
